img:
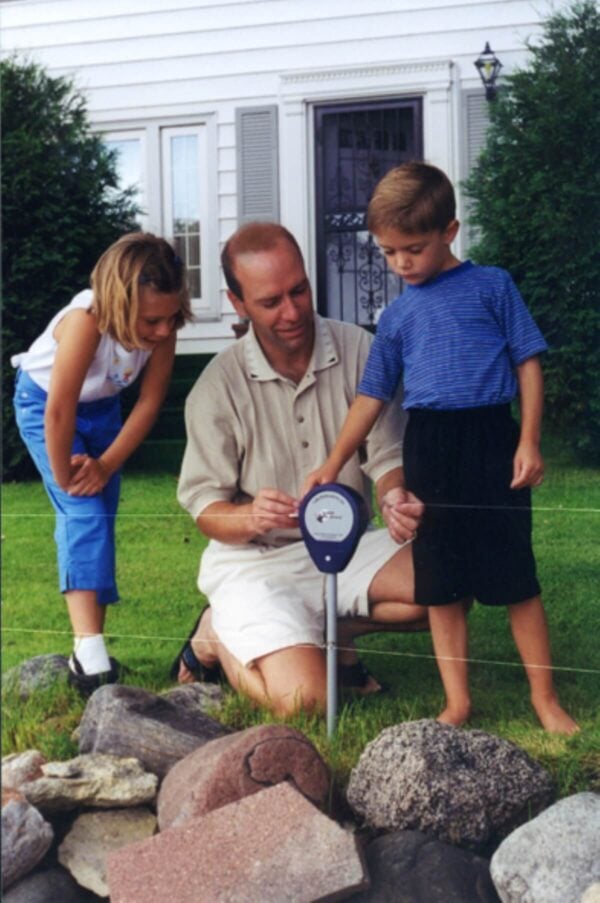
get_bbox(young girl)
[12,232,192,694]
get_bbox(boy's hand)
[300,462,340,499]
[511,441,544,489]
[381,487,425,544]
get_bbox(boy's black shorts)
[403,404,541,607]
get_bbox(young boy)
[304,162,578,734]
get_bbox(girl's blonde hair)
[90,232,193,349]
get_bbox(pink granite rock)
[107,782,369,902]
[158,723,330,830]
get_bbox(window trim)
[98,113,219,322]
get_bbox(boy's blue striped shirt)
[358,261,548,409]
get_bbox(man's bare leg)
[178,608,327,716]
[337,543,429,691]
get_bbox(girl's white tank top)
[11,290,151,401]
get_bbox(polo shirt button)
[297,415,304,423]
[301,440,309,448]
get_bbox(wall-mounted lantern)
[474,42,503,101]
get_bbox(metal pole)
[325,572,338,738]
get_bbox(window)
[101,117,218,320]
[104,130,147,228]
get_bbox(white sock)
[73,634,111,675]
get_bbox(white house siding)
[1,0,570,353]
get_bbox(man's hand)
[511,440,544,489]
[67,454,111,496]
[250,488,299,535]
[380,486,424,544]
[300,462,340,499]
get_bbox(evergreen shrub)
[464,1,600,463]
[2,57,139,479]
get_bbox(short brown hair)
[90,232,193,350]
[221,222,304,300]
[367,162,456,235]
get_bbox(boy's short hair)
[221,222,304,300]
[367,162,456,235]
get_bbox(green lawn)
[2,450,599,796]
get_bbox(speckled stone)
[108,782,369,902]
[158,723,330,829]
[347,719,554,851]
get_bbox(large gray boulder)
[347,720,554,851]
[490,792,600,902]
[1,799,54,891]
[158,723,330,829]
[349,830,500,902]
[78,684,230,779]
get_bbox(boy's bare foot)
[436,704,471,728]
[532,696,580,735]
[178,608,220,684]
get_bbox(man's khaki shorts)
[198,527,402,667]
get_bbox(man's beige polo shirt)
[177,315,406,546]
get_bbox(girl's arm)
[300,394,385,496]
[68,331,176,495]
[45,309,103,490]
[511,355,544,489]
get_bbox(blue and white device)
[299,483,369,736]
[299,483,369,573]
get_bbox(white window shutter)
[463,92,491,247]
[465,92,490,172]
[236,106,280,224]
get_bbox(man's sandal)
[338,659,389,694]
[169,613,224,683]
[67,653,122,697]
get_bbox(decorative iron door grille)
[315,98,423,328]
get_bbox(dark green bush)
[464,1,600,463]
[2,57,140,480]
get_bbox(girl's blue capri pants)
[13,369,122,604]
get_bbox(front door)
[315,98,423,328]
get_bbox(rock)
[161,682,224,714]
[1,799,54,890]
[3,866,102,902]
[58,807,157,897]
[2,751,47,792]
[2,788,26,808]
[108,782,369,902]
[78,684,229,779]
[349,830,500,902]
[582,884,600,903]
[22,754,157,813]
[346,720,554,851]
[2,655,69,700]
[158,723,330,829]
[490,792,600,903]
